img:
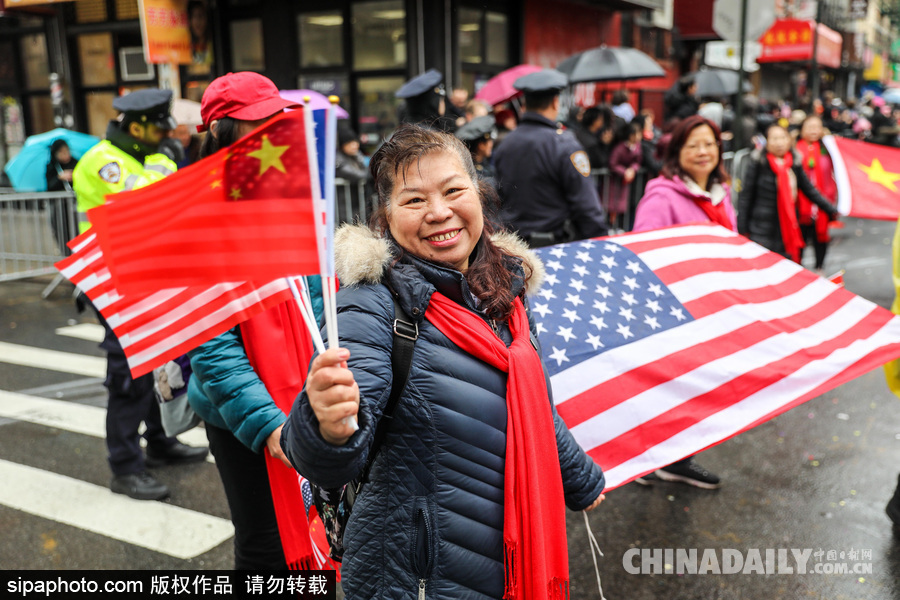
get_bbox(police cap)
[513,69,568,94]
[113,88,176,130]
[396,69,444,99]
[456,116,496,143]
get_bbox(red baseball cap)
[197,72,300,132]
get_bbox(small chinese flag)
[91,109,320,296]
[824,135,900,221]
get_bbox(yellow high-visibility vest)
[72,139,176,234]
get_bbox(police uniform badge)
[569,150,591,177]
[98,161,122,184]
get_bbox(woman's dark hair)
[198,117,238,158]
[49,139,69,162]
[614,120,642,145]
[660,114,730,188]
[369,124,530,320]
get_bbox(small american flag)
[56,231,293,377]
[531,224,900,490]
[298,475,340,573]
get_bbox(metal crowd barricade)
[590,167,650,233]
[334,177,374,225]
[0,191,77,296]
[1,182,376,298]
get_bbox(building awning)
[757,19,842,69]
[673,0,716,40]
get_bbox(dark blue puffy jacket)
[281,225,605,599]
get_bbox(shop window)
[356,75,404,151]
[459,8,482,64]
[188,0,214,76]
[76,0,108,23]
[116,0,140,20]
[485,12,508,65]
[78,34,116,87]
[299,74,352,115]
[352,1,406,71]
[27,95,53,135]
[299,11,344,68]
[230,19,264,71]
[0,41,15,89]
[459,7,509,68]
[85,91,117,138]
[21,34,49,92]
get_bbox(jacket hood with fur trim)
[333,223,545,296]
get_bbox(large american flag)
[56,231,294,377]
[531,224,900,490]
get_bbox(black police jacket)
[493,112,608,241]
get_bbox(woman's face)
[678,124,718,184]
[387,150,483,272]
[800,117,823,143]
[766,127,792,158]
[55,145,71,164]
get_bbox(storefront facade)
[0,0,671,164]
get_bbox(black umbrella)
[690,69,753,98]
[557,45,665,84]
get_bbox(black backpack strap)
[354,295,418,490]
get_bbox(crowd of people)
[46,64,900,597]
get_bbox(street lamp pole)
[810,0,823,104]
[735,0,749,149]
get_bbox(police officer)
[455,115,497,182]
[396,68,454,131]
[493,69,608,247]
[73,89,207,501]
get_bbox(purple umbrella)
[279,89,349,118]
[474,65,543,106]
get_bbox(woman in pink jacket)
[631,114,733,489]
[633,114,735,234]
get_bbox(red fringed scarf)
[766,152,804,263]
[691,195,733,230]
[798,140,832,243]
[425,292,569,600]
[240,301,316,570]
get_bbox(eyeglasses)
[683,141,719,153]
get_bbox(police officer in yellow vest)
[73,89,207,501]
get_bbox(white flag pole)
[322,97,340,348]
[286,277,325,354]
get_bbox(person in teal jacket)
[185,72,325,570]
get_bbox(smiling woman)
[281,124,607,599]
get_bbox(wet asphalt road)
[0,218,898,599]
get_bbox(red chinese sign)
[758,19,842,69]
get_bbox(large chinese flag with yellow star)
[89,110,319,295]
[823,135,900,221]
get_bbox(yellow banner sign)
[138,0,191,65]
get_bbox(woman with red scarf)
[282,124,606,599]
[738,124,839,263]
[797,115,838,274]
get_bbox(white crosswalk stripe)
[0,326,229,562]
[0,459,233,560]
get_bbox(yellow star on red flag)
[858,158,900,192]
[248,135,289,176]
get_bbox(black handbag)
[311,297,418,562]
